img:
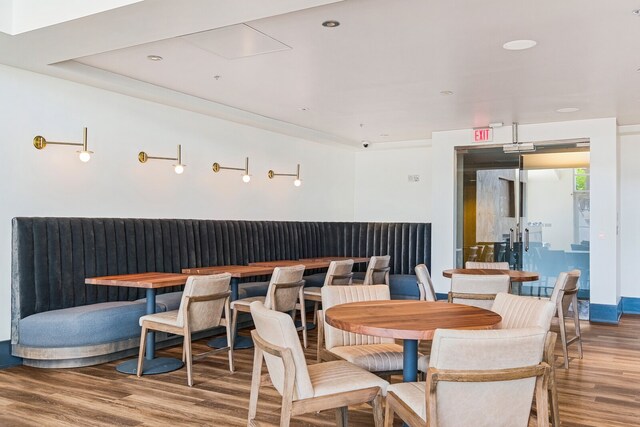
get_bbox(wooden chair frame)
[384,361,551,427]
[354,267,391,286]
[233,281,308,348]
[447,292,498,303]
[555,287,583,369]
[137,290,233,386]
[248,329,384,427]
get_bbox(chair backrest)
[465,261,510,269]
[363,255,391,285]
[449,274,510,309]
[177,273,231,331]
[264,265,306,312]
[249,301,313,401]
[549,270,581,312]
[491,293,555,331]
[428,327,547,427]
[321,285,393,349]
[415,264,436,301]
[323,259,354,286]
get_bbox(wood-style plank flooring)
[1,315,639,426]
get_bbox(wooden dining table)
[85,272,190,375]
[324,300,502,382]
[442,268,539,282]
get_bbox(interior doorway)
[455,140,590,316]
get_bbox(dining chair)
[448,273,511,309]
[232,265,307,347]
[415,263,436,301]
[248,301,387,427]
[303,259,354,324]
[465,261,510,269]
[467,245,479,262]
[353,255,391,285]
[136,273,233,387]
[317,284,413,375]
[548,270,583,369]
[385,327,551,427]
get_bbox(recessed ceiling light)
[440,90,454,96]
[502,40,537,51]
[556,107,580,113]
[380,133,389,137]
[322,20,340,28]
[299,107,309,111]
[633,9,640,16]
[147,55,163,61]
[213,75,221,80]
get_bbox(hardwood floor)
[1,315,639,426]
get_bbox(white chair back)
[323,259,354,286]
[264,265,305,311]
[428,327,547,427]
[449,274,510,309]
[321,284,392,349]
[415,264,436,301]
[249,301,313,400]
[176,273,231,331]
[363,255,391,285]
[549,269,581,312]
[491,292,555,331]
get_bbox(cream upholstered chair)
[248,301,387,427]
[548,270,583,369]
[304,259,354,324]
[448,273,510,309]
[318,285,414,375]
[415,264,436,301]
[385,328,551,427]
[465,261,510,269]
[137,273,233,387]
[353,255,391,285]
[232,265,307,347]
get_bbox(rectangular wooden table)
[85,272,190,375]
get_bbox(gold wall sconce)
[138,144,185,174]
[268,163,302,187]
[212,157,251,183]
[33,127,93,162]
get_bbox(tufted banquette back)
[11,217,431,342]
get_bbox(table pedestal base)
[403,339,418,382]
[116,357,184,375]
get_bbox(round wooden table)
[324,300,502,382]
[442,268,539,282]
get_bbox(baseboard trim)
[0,340,22,369]
[590,301,622,324]
[621,296,640,315]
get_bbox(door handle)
[524,228,530,252]
[509,228,514,250]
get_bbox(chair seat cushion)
[302,273,326,287]
[231,296,265,309]
[304,287,322,297]
[387,382,426,421]
[238,281,269,299]
[18,301,149,347]
[418,354,430,373]
[140,310,179,327]
[329,343,407,372]
[308,360,389,398]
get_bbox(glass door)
[455,141,590,310]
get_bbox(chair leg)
[557,308,569,369]
[335,407,348,427]
[184,331,193,387]
[300,299,307,349]
[136,324,148,377]
[572,294,583,359]
[371,394,384,427]
[549,373,560,426]
[225,302,234,373]
[247,347,263,427]
[384,398,395,427]
[312,301,319,325]
[231,307,239,344]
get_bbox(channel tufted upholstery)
[12,217,431,366]
[491,293,556,330]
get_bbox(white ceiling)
[3,0,640,147]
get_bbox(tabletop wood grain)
[85,272,190,289]
[324,300,502,340]
[442,268,540,282]
[181,265,275,277]
[298,257,370,264]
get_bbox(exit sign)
[473,127,493,143]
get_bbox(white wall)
[353,144,432,222]
[619,125,640,298]
[0,64,355,341]
[430,119,619,307]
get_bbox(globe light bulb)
[242,174,251,183]
[78,151,91,162]
[294,179,302,187]
[174,164,184,174]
